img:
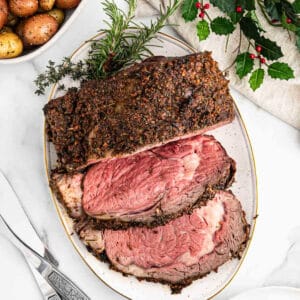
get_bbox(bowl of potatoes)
[0,0,87,63]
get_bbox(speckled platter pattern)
[44,32,258,300]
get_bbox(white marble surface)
[0,1,300,299]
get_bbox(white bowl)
[0,0,88,65]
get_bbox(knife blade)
[0,215,90,300]
[0,171,91,300]
[0,170,57,265]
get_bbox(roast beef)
[52,134,235,229]
[51,172,83,219]
[78,191,249,293]
[44,52,234,172]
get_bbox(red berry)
[249,54,256,60]
[286,18,292,24]
[256,45,262,52]
[203,3,210,9]
[271,19,278,23]
[260,57,266,64]
[236,6,243,13]
[195,2,201,9]
[199,11,205,18]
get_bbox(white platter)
[45,32,258,300]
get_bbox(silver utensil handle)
[29,264,62,300]
[48,296,61,300]
[0,215,90,300]
[47,269,90,300]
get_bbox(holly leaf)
[296,32,300,51]
[240,17,261,40]
[229,0,255,23]
[293,0,300,13]
[268,62,295,80]
[257,36,283,60]
[182,0,198,22]
[245,0,255,11]
[247,10,266,32]
[230,11,243,24]
[210,0,235,13]
[233,0,253,10]
[211,17,235,35]
[235,52,254,79]
[197,20,210,41]
[281,12,298,31]
[249,69,265,91]
[264,0,281,21]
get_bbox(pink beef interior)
[82,135,233,220]
[101,191,248,285]
[79,191,248,288]
[104,196,224,269]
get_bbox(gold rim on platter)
[44,31,258,300]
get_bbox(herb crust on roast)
[44,52,234,172]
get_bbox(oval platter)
[44,32,258,300]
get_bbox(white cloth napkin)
[136,0,300,129]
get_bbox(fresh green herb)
[35,0,180,95]
[34,59,88,95]
[87,0,179,78]
[181,0,298,91]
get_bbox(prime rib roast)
[78,191,249,293]
[52,134,235,229]
[44,52,249,292]
[44,52,234,172]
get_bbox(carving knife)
[0,170,90,300]
[0,170,57,264]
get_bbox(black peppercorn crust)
[44,52,234,172]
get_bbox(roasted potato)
[0,31,23,58]
[0,0,8,30]
[9,0,38,17]
[15,20,33,48]
[39,0,54,11]
[23,13,58,45]
[55,0,80,9]
[6,11,18,26]
[47,8,64,25]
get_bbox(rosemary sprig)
[86,0,138,78]
[108,1,180,70]
[34,0,179,95]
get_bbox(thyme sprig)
[34,0,180,95]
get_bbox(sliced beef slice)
[51,172,83,219]
[52,134,235,229]
[79,191,249,293]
